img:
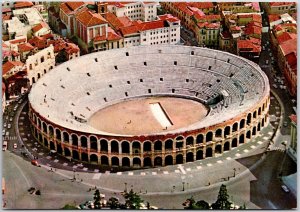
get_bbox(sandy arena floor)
[88,97,208,135]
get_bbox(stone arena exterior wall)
[28,95,270,168]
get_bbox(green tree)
[211,184,232,210]
[183,197,210,209]
[195,200,210,209]
[183,197,196,209]
[107,197,120,209]
[55,50,68,64]
[93,189,101,209]
[61,204,77,209]
[123,189,144,209]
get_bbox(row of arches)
[31,112,268,154]
[32,116,268,167]
[30,66,53,84]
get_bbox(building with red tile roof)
[219,2,261,13]
[2,61,25,78]
[74,10,110,52]
[32,21,51,37]
[263,2,296,15]
[76,10,107,27]
[283,51,297,97]
[237,39,261,60]
[277,32,297,45]
[107,2,159,22]
[59,2,87,36]
[14,1,34,9]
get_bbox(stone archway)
[186,152,194,162]
[165,155,173,166]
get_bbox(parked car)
[265,60,269,65]
[272,84,278,89]
[31,160,39,166]
[281,185,290,193]
[13,143,17,149]
[7,124,11,129]
[283,121,288,127]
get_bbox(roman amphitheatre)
[28,45,270,168]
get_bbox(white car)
[7,124,11,129]
[281,185,290,193]
[13,143,17,149]
[272,84,278,89]
[265,60,269,65]
[9,118,13,122]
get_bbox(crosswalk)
[268,145,285,152]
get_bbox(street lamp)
[124,182,127,193]
[73,169,76,180]
[233,168,236,177]
[182,182,185,191]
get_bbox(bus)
[2,178,5,194]
[2,141,7,151]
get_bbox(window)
[109,84,112,88]
[160,78,163,81]
[148,89,151,93]
[87,73,91,77]
[208,66,211,70]
[125,92,128,97]
[144,62,147,66]
[174,61,177,65]
[87,92,90,95]
[67,67,70,71]
[172,89,175,93]
[140,79,143,82]
[191,51,194,55]
[104,97,107,102]
[127,81,130,84]
[126,52,129,56]
[186,79,189,82]
[114,66,118,70]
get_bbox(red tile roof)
[14,1,34,9]
[158,14,180,22]
[190,2,214,9]
[269,2,295,7]
[32,22,49,33]
[237,40,261,52]
[2,8,12,13]
[119,14,179,36]
[285,52,297,70]
[197,22,220,29]
[268,14,281,23]
[244,25,262,36]
[2,61,24,76]
[60,2,85,15]
[279,37,297,56]
[18,43,34,52]
[106,12,130,30]
[64,43,80,54]
[2,14,12,21]
[230,26,241,31]
[195,14,221,22]
[94,27,122,42]
[273,23,297,33]
[9,38,27,44]
[277,32,297,45]
[76,10,107,27]
[220,31,231,39]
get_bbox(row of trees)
[183,184,246,210]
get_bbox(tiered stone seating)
[29,45,269,133]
